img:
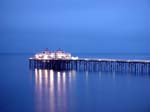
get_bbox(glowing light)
[85,58,88,60]
[35,54,43,59]
[35,54,39,59]
[50,69,54,75]
[44,70,48,78]
[35,69,38,76]
[50,70,54,82]
[49,69,55,112]
[39,69,42,84]
[35,69,38,85]
[34,49,73,60]
[62,72,66,83]
[57,71,61,94]
[44,69,48,87]
[57,72,61,81]
[43,55,49,60]
[39,69,42,77]
[71,56,79,60]
[50,53,55,58]
[62,72,66,95]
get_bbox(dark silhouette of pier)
[29,58,150,74]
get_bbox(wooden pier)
[29,58,150,74]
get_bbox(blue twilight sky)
[0,0,149,53]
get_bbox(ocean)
[0,53,150,112]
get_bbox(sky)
[0,0,149,53]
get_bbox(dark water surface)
[0,54,150,112]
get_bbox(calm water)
[0,54,150,112]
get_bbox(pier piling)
[29,58,150,74]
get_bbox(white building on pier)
[35,48,78,60]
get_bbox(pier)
[29,58,150,74]
[29,49,150,74]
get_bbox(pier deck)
[29,58,150,74]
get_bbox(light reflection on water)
[34,69,77,112]
[33,69,122,112]
[31,69,150,112]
